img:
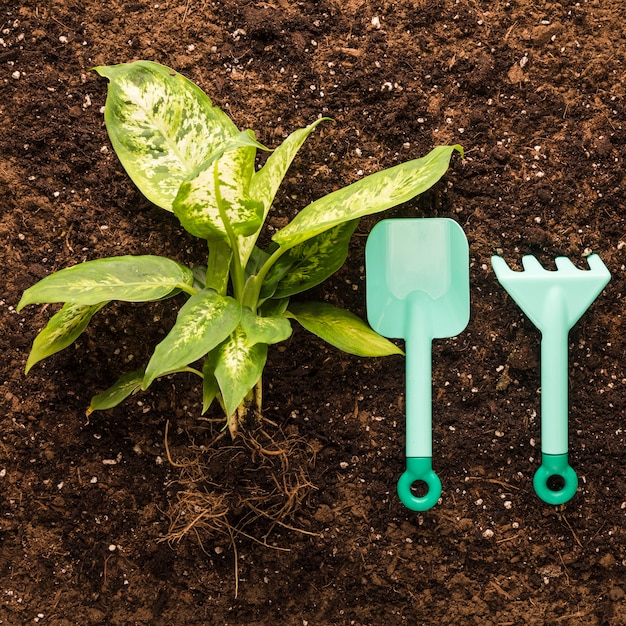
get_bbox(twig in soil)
[553,611,586,622]
[489,579,512,600]
[226,525,239,599]
[560,513,583,548]
[557,551,571,586]
[465,476,521,491]
[50,14,74,32]
[588,519,607,543]
[182,0,190,22]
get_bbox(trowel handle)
[398,293,441,511]
[535,291,578,504]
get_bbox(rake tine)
[586,253,609,273]
[521,255,544,272]
[554,257,577,272]
[490,255,514,277]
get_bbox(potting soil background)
[2,1,626,624]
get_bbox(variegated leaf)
[213,327,267,417]
[273,145,463,249]
[95,60,238,211]
[287,301,404,357]
[173,132,265,240]
[25,302,108,374]
[250,118,328,211]
[17,256,194,309]
[239,118,329,264]
[88,369,145,414]
[271,220,359,298]
[240,307,292,345]
[143,289,241,388]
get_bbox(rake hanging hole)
[409,480,429,498]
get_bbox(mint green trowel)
[366,218,470,511]
[491,254,610,505]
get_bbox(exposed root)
[161,423,319,556]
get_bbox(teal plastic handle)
[397,457,442,511]
[533,453,578,505]
[534,290,577,504]
[540,288,569,457]
[398,295,441,511]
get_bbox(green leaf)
[240,308,292,345]
[202,355,221,414]
[143,289,241,388]
[206,237,233,294]
[213,327,267,417]
[271,219,359,298]
[95,60,238,211]
[250,118,328,211]
[273,145,463,249]
[191,265,207,290]
[287,301,404,357]
[25,302,108,374]
[173,131,265,240]
[88,369,145,413]
[259,297,290,318]
[239,118,329,266]
[17,256,194,309]
[245,245,271,278]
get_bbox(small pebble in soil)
[482,529,494,539]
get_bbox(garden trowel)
[366,218,470,511]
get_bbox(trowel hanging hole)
[546,474,565,492]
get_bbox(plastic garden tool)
[491,254,610,505]
[366,218,470,511]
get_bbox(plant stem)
[178,283,199,297]
[174,366,204,378]
[241,245,288,309]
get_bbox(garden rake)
[491,253,610,505]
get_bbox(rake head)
[491,254,611,332]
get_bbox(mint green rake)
[491,254,610,505]
[366,218,470,511]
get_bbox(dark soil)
[2,1,626,624]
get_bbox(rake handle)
[534,288,578,504]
